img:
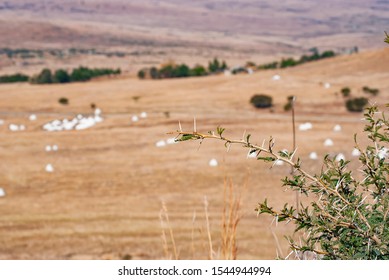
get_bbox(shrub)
[0,73,29,83]
[346,97,368,112]
[58,97,69,105]
[208,58,227,73]
[138,69,146,79]
[53,69,70,83]
[250,94,273,108]
[284,96,295,111]
[362,86,379,96]
[173,105,389,259]
[280,57,298,68]
[31,68,53,84]
[190,65,208,77]
[341,87,351,97]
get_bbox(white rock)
[45,145,52,152]
[324,82,331,89]
[140,112,147,118]
[272,74,281,81]
[155,140,166,148]
[224,70,232,76]
[131,115,139,122]
[45,164,54,173]
[75,121,94,130]
[247,68,254,75]
[299,122,313,131]
[0,119,4,125]
[29,114,37,121]
[94,108,102,115]
[324,139,334,146]
[19,125,25,131]
[77,114,83,120]
[351,148,361,157]
[166,138,176,145]
[94,115,103,123]
[52,119,61,126]
[309,152,318,160]
[333,124,342,132]
[52,145,58,151]
[336,153,345,161]
[0,188,5,197]
[9,124,19,131]
[209,159,218,167]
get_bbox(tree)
[30,68,53,84]
[190,65,207,76]
[138,69,146,79]
[53,69,70,83]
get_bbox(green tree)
[53,69,70,83]
[30,68,53,84]
[190,65,207,76]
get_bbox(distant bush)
[58,97,69,105]
[190,65,208,77]
[137,69,146,79]
[208,58,227,73]
[362,86,379,96]
[0,73,29,83]
[250,94,273,109]
[346,97,368,112]
[341,87,351,97]
[257,61,278,70]
[30,68,53,84]
[284,96,294,111]
[280,58,298,68]
[258,49,337,70]
[53,69,70,83]
[30,66,121,84]
[140,61,215,80]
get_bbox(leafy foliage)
[30,67,120,84]
[173,105,389,259]
[341,87,351,97]
[346,97,368,112]
[258,49,336,70]
[250,94,273,108]
[0,73,29,83]
[362,86,379,96]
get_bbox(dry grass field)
[0,46,388,259]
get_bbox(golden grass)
[0,48,387,259]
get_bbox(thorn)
[290,148,298,160]
[178,121,182,132]
[193,117,197,132]
[242,129,246,140]
[227,142,231,153]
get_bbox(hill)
[0,0,389,75]
[0,48,388,259]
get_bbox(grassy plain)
[0,47,388,259]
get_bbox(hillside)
[0,48,387,259]
[0,0,388,75]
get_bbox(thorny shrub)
[172,35,389,259]
[173,105,388,260]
